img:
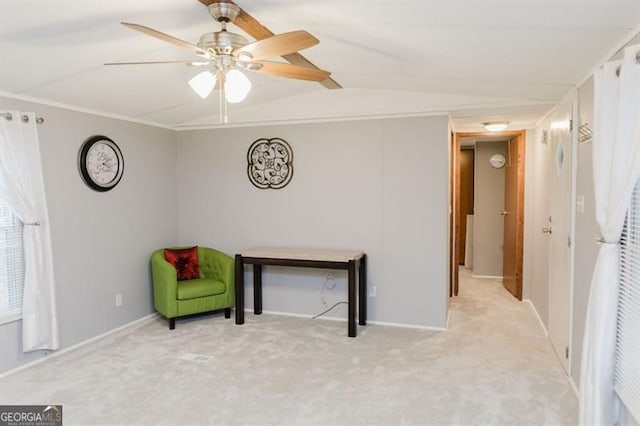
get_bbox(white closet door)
[547,99,576,373]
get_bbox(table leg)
[235,254,244,325]
[348,259,356,337]
[359,254,367,326]
[254,264,262,315]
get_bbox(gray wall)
[176,116,450,328]
[472,141,507,277]
[0,97,178,374]
[525,125,552,327]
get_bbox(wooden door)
[502,132,525,299]
[453,134,461,296]
[458,149,475,264]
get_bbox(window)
[616,178,640,422]
[0,197,24,323]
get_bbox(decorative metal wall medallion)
[247,138,293,189]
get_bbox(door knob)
[500,211,511,216]
[542,227,552,234]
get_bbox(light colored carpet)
[0,269,578,425]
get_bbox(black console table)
[234,247,367,337]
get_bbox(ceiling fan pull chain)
[218,72,228,125]
[218,76,223,124]
[223,90,228,125]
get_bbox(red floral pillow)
[164,246,200,281]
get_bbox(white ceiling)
[1,0,638,131]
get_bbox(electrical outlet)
[115,293,123,307]
[369,281,376,298]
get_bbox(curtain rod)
[0,112,44,124]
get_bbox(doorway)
[452,131,526,299]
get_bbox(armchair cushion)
[164,246,200,280]
[177,278,227,300]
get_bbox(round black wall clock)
[78,135,124,192]
[247,137,293,189]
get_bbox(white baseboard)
[523,299,580,396]
[569,375,579,398]
[257,309,344,322]
[367,319,447,332]
[254,309,447,332]
[523,299,549,337]
[0,313,158,379]
[471,274,503,280]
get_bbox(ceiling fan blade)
[104,60,202,66]
[280,54,341,89]
[248,61,330,82]
[197,0,341,89]
[121,22,209,57]
[235,31,319,61]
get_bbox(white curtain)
[0,111,59,352]
[580,44,640,425]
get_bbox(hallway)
[446,267,578,423]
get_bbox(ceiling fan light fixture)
[189,71,217,99]
[236,51,253,62]
[483,121,510,132]
[224,69,251,103]
[244,62,263,71]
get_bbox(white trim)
[0,91,173,130]
[174,99,550,131]
[569,375,580,398]
[525,299,579,393]
[0,313,158,378]
[0,90,534,133]
[367,319,447,332]
[567,96,579,376]
[254,309,447,332]
[471,274,503,280]
[173,110,450,131]
[255,309,343,322]
[524,298,549,337]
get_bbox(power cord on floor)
[313,301,348,319]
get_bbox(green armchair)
[150,246,235,329]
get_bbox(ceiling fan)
[106,1,338,122]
